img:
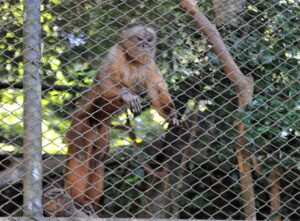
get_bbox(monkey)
[43,187,88,217]
[64,22,178,208]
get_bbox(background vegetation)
[0,0,299,219]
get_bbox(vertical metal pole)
[23,0,43,218]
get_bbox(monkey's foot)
[82,204,99,217]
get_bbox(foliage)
[0,0,299,219]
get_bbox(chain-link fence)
[0,0,299,220]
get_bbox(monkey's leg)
[65,128,94,205]
[86,124,110,204]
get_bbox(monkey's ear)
[120,27,132,42]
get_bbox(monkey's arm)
[94,59,142,113]
[145,65,178,124]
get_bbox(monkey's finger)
[172,118,180,126]
[132,97,141,113]
[165,117,179,127]
[135,98,142,113]
[131,100,139,113]
[130,101,136,113]
[130,107,135,114]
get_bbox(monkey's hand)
[170,117,180,126]
[121,91,142,114]
[167,112,180,127]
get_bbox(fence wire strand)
[0,0,299,220]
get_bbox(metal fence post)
[0,0,298,219]
[23,0,43,217]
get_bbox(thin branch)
[180,1,255,220]
[180,0,253,108]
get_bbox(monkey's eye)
[147,36,153,42]
[137,36,143,41]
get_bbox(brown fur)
[64,24,177,206]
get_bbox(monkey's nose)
[143,43,149,49]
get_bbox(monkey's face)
[121,26,157,63]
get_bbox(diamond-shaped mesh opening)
[0,0,299,220]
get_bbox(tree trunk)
[179,1,255,220]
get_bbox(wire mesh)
[0,0,299,220]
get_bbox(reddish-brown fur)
[64,24,177,206]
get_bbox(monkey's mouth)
[138,42,153,50]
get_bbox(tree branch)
[180,1,255,220]
[180,0,253,108]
